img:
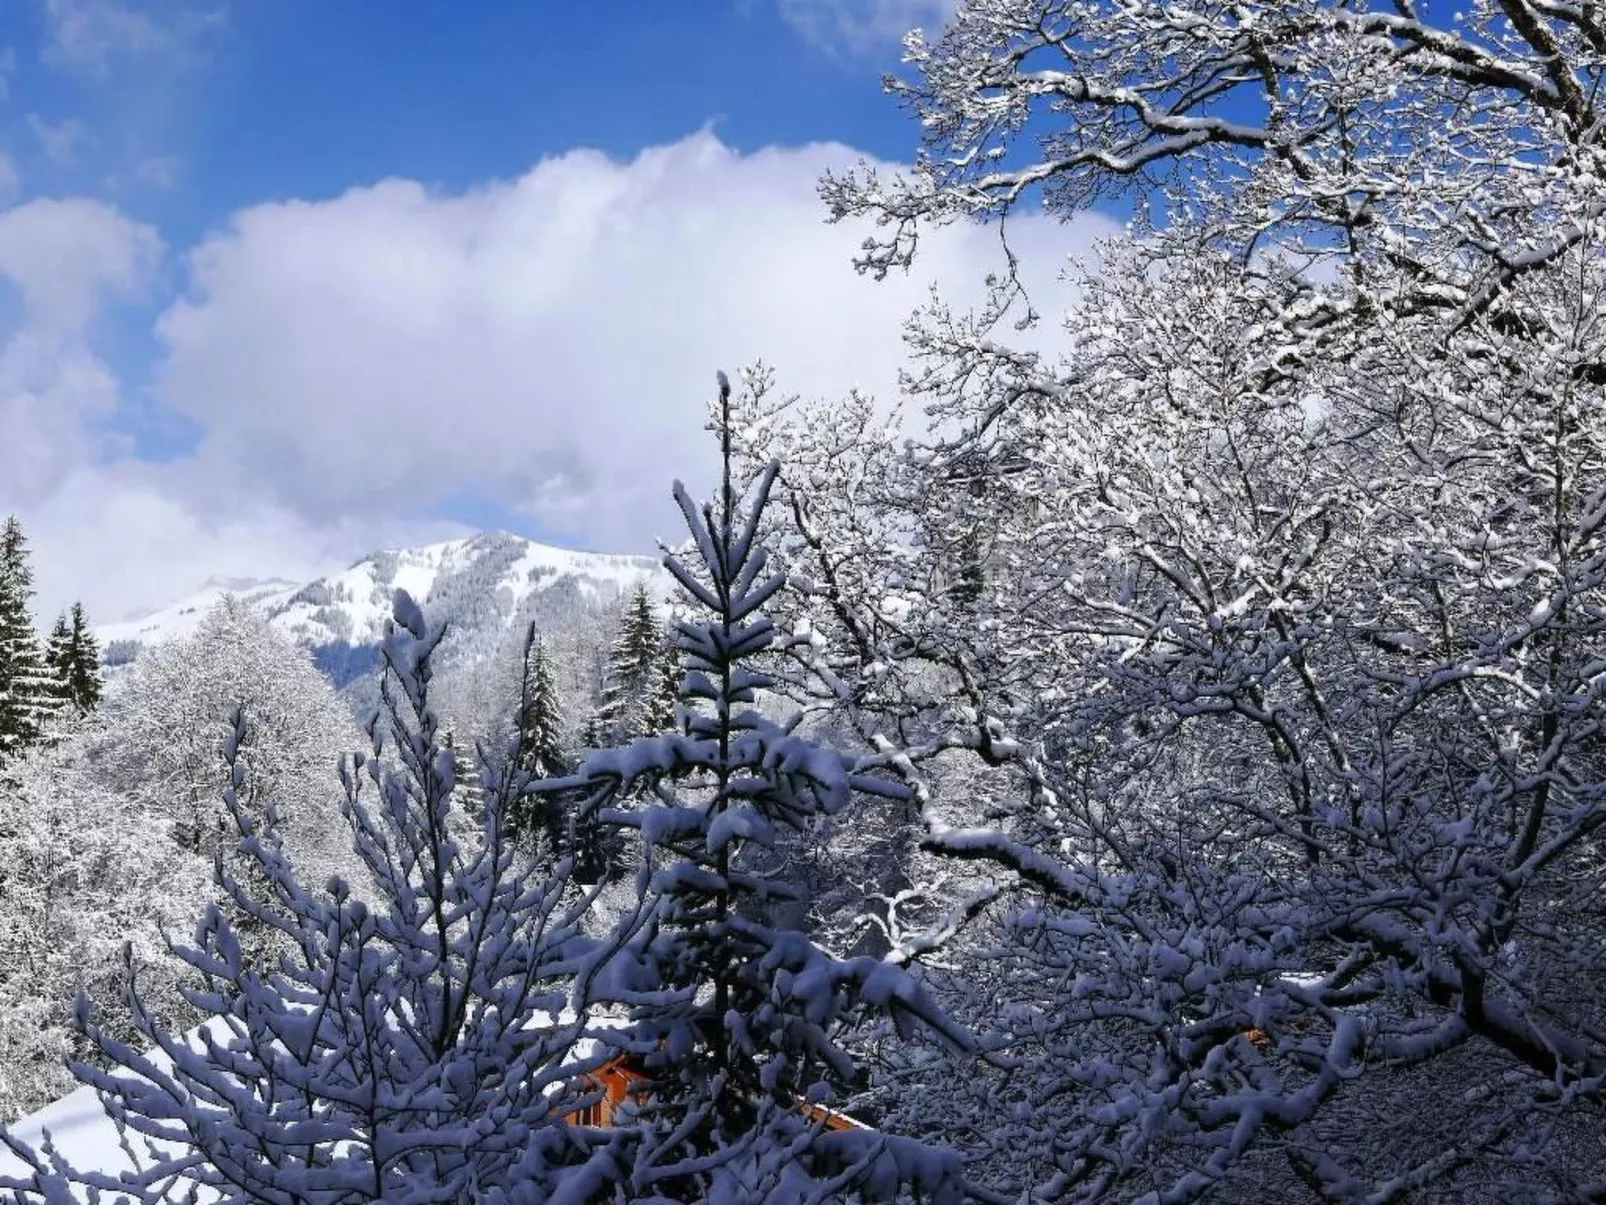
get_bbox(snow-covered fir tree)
[43,602,101,718]
[527,373,970,1203]
[0,518,56,765]
[60,602,101,716]
[584,579,675,749]
[441,726,477,815]
[642,640,679,735]
[42,614,68,688]
[0,592,620,1202]
[575,581,679,879]
[506,627,570,856]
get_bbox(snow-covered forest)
[2,0,1605,1200]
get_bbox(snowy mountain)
[269,534,660,654]
[98,575,304,656]
[97,532,665,699]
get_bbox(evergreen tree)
[584,579,672,747]
[643,643,680,734]
[0,517,56,764]
[441,726,479,818]
[577,583,677,874]
[4,591,613,1202]
[43,613,71,705]
[506,626,569,855]
[62,601,101,715]
[528,373,968,1200]
[42,602,102,717]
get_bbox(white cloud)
[40,0,223,79]
[0,196,157,330]
[775,0,954,55]
[102,155,182,194]
[26,113,92,163]
[155,131,1113,559]
[0,198,158,516]
[7,132,1113,625]
[21,466,464,626]
[0,197,184,622]
[131,154,179,188]
[42,0,160,75]
[0,154,19,203]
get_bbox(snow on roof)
[0,1019,237,1193]
[1,1079,146,1186]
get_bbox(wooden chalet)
[569,1053,867,1133]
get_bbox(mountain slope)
[271,534,661,652]
[98,577,304,664]
[97,534,666,709]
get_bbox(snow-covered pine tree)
[0,591,620,1203]
[642,640,680,736]
[577,581,677,879]
[61,602,101,716]
[584,579,672,748]
[41,614,72,737]
[441,726,476,815]
[41,603,101,719]
[506,626,569,856]
[529,373,969,1203]
[42,614,70,701]
[0,518,57,765]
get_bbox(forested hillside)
[0,522,679,1123]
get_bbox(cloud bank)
[7,131,1114,624]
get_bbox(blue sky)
[5,4,923,246]
[0,1,1110,622]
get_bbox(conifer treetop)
[0,516,58,763]
[527,373,970,1202]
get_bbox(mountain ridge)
[96,532,666,698]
